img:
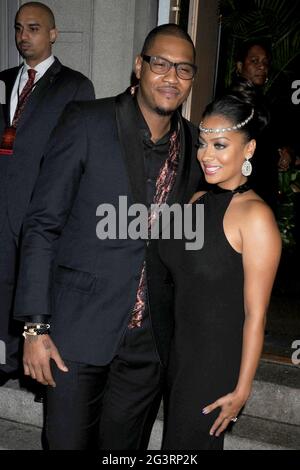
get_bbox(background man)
[0,2,95,386]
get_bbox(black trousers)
[0,216,21,374]
[46,317,163,450]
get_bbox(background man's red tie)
[0,69,37,153]
[12,68,37,128]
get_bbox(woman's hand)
[202,390,249,437]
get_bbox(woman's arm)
[236,201,281,398]
[203,200,281,436]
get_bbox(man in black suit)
[0,2,95,385]
[14,24,201,449]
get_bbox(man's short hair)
[236,39,271,64]
[141,23,196,62]
[16,2,56,29]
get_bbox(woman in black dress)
[160,93,282,450]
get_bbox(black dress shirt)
[135,100,177,206]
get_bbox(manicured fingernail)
[202,409,208,414]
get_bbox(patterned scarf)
[128,126,180,329]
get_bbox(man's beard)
[17,46,32,59]
[155,107,174,117]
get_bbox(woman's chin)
[204,174,220,184]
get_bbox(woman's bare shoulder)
[237,193,280,235]
[240,191,273,214]
[189,191,207,203]
[234,190,268,213]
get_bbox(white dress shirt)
[10,55,55,125]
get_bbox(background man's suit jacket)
[14,90,201,367]
[0,57,95,237]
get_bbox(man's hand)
[278,147,292,171]
[23,335,68,386]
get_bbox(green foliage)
[277,169,300,247]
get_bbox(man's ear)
[135,55,143,80]
[50,28,58,44]
[236,61,243,74]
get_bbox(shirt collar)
[23,55,55,78]
[134,98,178,146]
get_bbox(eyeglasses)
[142,55,197,80]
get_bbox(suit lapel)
[167,113,196,206]
[115,91,147,206]
[2,67,21,125]
[17,58,62,131]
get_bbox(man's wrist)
[23,323,51,339]
[25,315,50,324]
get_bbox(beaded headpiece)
[199,108,255,134]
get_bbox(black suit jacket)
[0,57,95,236]
[14,90,201,367]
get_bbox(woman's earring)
[241,155,252,176]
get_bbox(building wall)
[0,0,20,70]
[189,0,219,124]
[92,0,157,98]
